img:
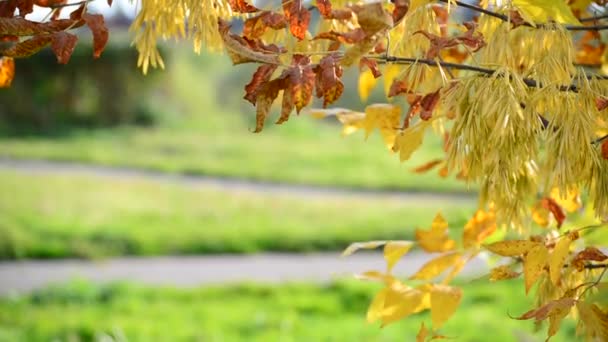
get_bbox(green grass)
[0,170,474,259]
[0,279,575,341]
[0,50,470,193]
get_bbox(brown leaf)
[541,197,566,228]
[352,2,393,36]
[596,97,608,111]
[314,53,344,107]
[419,89,440,121]
[244,64,279,105]
[602,140,608,160]
[284,54,315,113]
[571,247,608,271]
[360,57,381,78]
[0,34,53,58]
[243,11,287,40]
[283,0,310,40]
[514,298,576,321]
[50,31,78,64]
[218,19,280,65]
[254,78,288,132]
[391,0,409,24]
[0,17,84,36]
[0,56,14,88]
[412,159,444,173]
[82,13,108,58]
[313,29,366,44]
[228,0,259,13]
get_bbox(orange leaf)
[316,0,352,20]
[412,159,444,174]
[314,53,344,107]
[360,57,382,78]
[419,89,440,121]
[314,29,366,44]
[541,197,566,228]
[0,57,14,88]
[596,97,608,111]
[392,0,409,24]
[254,78,288,132]
[228,0,259,13]
[283,0,311,40]
[243,11,287,40]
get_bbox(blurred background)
[0,1,577,341]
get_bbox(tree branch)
[439,0,608,31]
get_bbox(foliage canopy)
[4,0,608,340]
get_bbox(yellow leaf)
[367,288,388,323]
[489,265,520,281]
[577,302,608,341]
[513,0,581,25]
[485,240,541,257]
[462,209,497,248]
[549,235,574,286]
[411,252,462,280]
[363,104,401,147]
[524,244,549,294]
[380,286,429,326]
[358,69,377,102]
[548,302,571,340]
[416,322,428,342]
[550,187,582,213]
[415,213,456,253]
[392,120,432,161]
[430,284,462,329]
[384,241,414,272]
[342,240,387,256]
[532,201,551,227]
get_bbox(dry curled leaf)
[228,0,259,13]
[571,247,608,271]
[283,0,311,40]
[244,64,279,105]
[314,53,344,107]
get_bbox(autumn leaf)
[577,302,608,341]
[392,0,409,24]
[358,69,377,102]
[243,12,287,40]
[411,252,461,280]
[228,0,259,13]
[512,0,581,25]
[283,0,310,40]
[244,64,279,105]
[278,54,315,121]
[392,120,432,161]
[342,240,388,256]
[485,240,541,257]
[571,247,608,271]
[415,213,456,253]
[384,241,414,272]
[430,284,462,329]
[218,19,280,65]
[379,285,430,326]
[50,31,78,64]
[462,209,497,248]
[316,0,352,20]
[550,187,581,213]
[602,140,608,160]
[352,2,393,36]
[360,57,382,78]
[412,159,444,174]
[489,265,521,281]
[0,34,53,58]
[253,78,287,132]
[549,233,577,286]
[540,197,566,228]
[314,53,344,107]
[0,57,14,88]
[523,244,549,293]
[314,29,366,45]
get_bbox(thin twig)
[49,0,93,9]
[580,266,608,298]
[580,13,608,23]
[439,0,608,31]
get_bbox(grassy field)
[0,51,470,193]
[0,170,475,259]
[0,279,575,342]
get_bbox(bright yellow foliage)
[415,213,456,253]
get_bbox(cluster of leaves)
[0,0,109,87]
[6,0,608,340]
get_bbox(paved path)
[0,158,475,203]
[0,159,481,296]
[0,252,489,296]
